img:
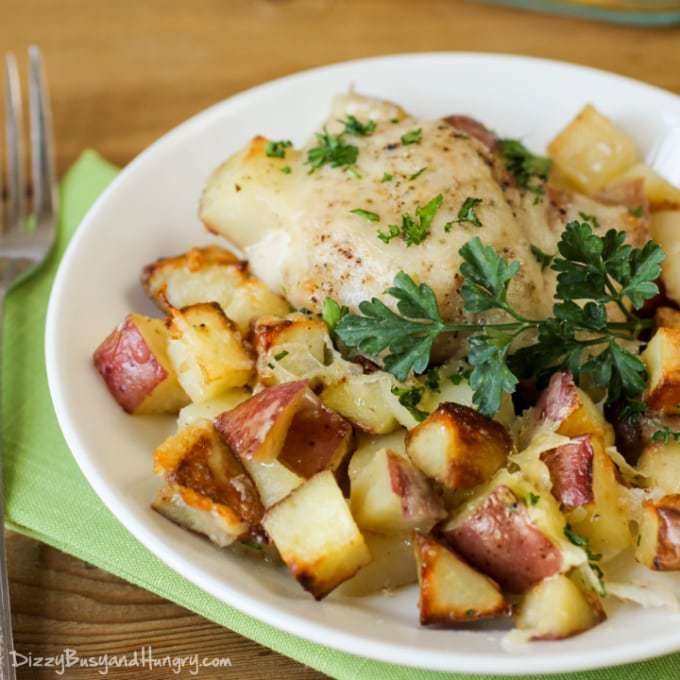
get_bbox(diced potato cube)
[638,441,680,495]
[348,430,407,482]
[262,471,371,599]
[152,420,263,546]
[214,380,308,462]
[405,403,511,490]
[240,457,304,509]
[93,313,190,414]
[166,302,254,402]
[642,327,680,414]
[514,574,605,640]
[415,533,508,625]
[614,163,680,210]
[336,532,417,597]
[224,279,290,335]
[636,494,680,570]
[651,211,680,304]
[656,307,680,330]
[350,448,445,535]
[177,390,250,428]
[321,375,399,434]
[541,435,595,511]
[548,104,638,193]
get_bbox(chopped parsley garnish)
[335,219,662,416]
[381,172,394,182]
[446,197,483,230]
[579,212,601,230]
[307,129,359,172]
[377,194,443,246]
[564,524,602,562]
[341,115,376,137]
[391,385,428,422]
[498,138,551,195]
[652,426,680,445]
[465,609,476,618]
[322,298,348,331]
[620,399,647,426]
[526,492,540,506]
[265,139,292,158]
[629,205,644,218]
[401,128,422,145]
[530,244,554,271]
[280,165,292,174]
[424,367,441,392]
[274,350,289,361]
[350,208,380,222]
[449,367,472,385]
[409,167,427,181]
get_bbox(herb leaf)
[499,138,551,195]
[322,298,348,331]
[378,194,443,246]
[351,208,380,222]
[451,197,483,228]
[401,128,422,145]
[409,167,427,181]
[531,244,554,271]
[265,140,292,158]
[391,386,428,422]
[341,115,376,137]
[307,129,358,172]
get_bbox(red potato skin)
[654,498,680,571]
[443,485,562,593]
[535,372,578,424]
[445,115,498,151]
[213,380,308,460]
[277,394,353,478]
[93,315,167,413]
[541,435,594,511]
[388,451,446,524]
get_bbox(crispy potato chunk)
[636,494,680,571]
[443,484,563,593]
[351,448,445,535]
[166,302,254,402]
[655,307,680,330]
[651,211,680,305]
[642,327,680,414]
[321,375,400,434]
[177,390,250,428]
[240,457,303,509]
[93,313,190,414]
[152,420,263,546]
[638,441,680,495]
[405,403,512,490]
[336,532,417,597]
[514,574,605,640]
[214,380,308,462]
[614,163,680,210]
[142,245,288,335]
[547,104,638,193]
[348,430,407,482]
[262,471,371,599]
[415,533,508,625]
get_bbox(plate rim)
[45,51,680,675]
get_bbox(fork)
[0,46,57,680]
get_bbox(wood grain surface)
[2,1,679,678]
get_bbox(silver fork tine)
[28,46,56,233]
[3,53,25,234]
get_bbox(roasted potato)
[321,375,400,434]
[636,494,680,571]
[638,441,680,494]
[405,403,512,490]
[350,448,445,535]
[240,457,304,509]
[655,307,680,330]
[651,211,680,305]
[262,471,371,599]
[166,302,254,402]
[414,533,508,625]
[214,380,308,462]
[348,430,407,482]
[177,389,250,428]
[547,104,638,193]
[93,313,190,414]
[613,163,680,210]
[142,245,288,335]
[642,326,680,414]
[514,574,605,640]
[336,532,417,597]
[152,420,263,546]
[541,435,595,511]
[277,393,353,478]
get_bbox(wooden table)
[2,1,679,677]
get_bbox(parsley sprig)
[307,129,359,172]
[377,194,443,246]
[445,197,483,231]
[499,139,551,195]
[335,220,663,416]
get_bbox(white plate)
[46,53,680,675]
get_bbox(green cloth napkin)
[4,149,680,680]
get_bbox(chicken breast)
[200,93,648,346]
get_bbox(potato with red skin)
[93,313,190,414]
[414,533,508,626]
[152,419,263,547]
[642,327,680,415]
[351,448,446,535]
[442,485,563,593]
[636,494,680,571]
[277,393,353,478]
[214,380,308,462]
[541,436,594,511]
[405,403,511,490]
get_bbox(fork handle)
[0,289,17,680]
